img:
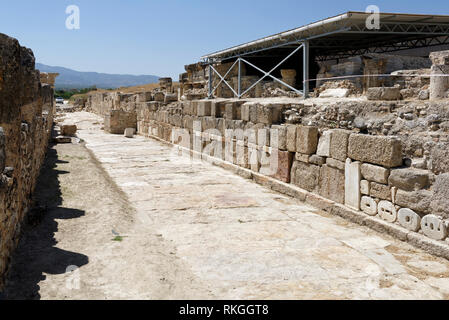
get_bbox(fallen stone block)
[61,125,77,136]
[348,134,402,168]
[421,214,448,241]
[319,88,350,98]
[398,208,421,232]
[366,87,401,101]
[124,128,135,138]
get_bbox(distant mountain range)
[36,63,160,90]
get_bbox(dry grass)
[89,82,180,95]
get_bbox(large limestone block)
[319,88,349,98]
[388,168,430,192]
[270,125,287,151]
[421,215,448,241]
[361,163,390,184]
[241,104,250,121]
[366,87,401,101]
[197,101,212,116]
[293,161,321,192]
[395,189,432,215]
[225,103,238,120]
[317,130,332,157]
[370,182,391,201]
[430,142,449,175]
[270,150,294,183]
[286,125,297,152]
[348,134,402,168]
[398,208,421,232]
[319,165,345,204]
[296,126,318,155]
[345,159,361,210]
[329,129,350,162]
[61,125,77,137]
[124,128,135,138]
[257,104,276,124]
[430,173,449,217]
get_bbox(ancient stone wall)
[0,33,54,289]
[83,49,449,255]
[132,96,449,248]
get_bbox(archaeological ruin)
[2,11,449,296]
[85,12,449,258]
[0,33,55,288]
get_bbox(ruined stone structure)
[83,48,449,258]
[0,34,54,289]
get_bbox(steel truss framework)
[207,42,309,99]
[203,12,449,99]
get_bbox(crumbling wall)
[0,33,54,289]
[86,78,180,134]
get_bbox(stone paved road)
[7,111,449,299]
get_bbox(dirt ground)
[1,140,211,299]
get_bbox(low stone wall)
[132,98,449,253]
[0,33,54,289]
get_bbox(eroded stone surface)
[361,196,378,216]
[398,208,421,232]
[378,201,397,223]
[348,134,403,168]
[421,215,448,241]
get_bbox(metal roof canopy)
[201,11,449,62]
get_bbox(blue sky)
[1,0,448,79]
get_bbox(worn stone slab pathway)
[5,110,449,299]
